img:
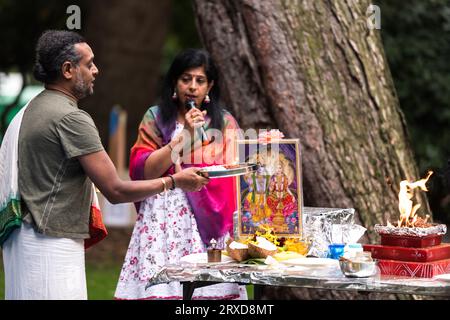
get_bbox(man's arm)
[79,150,165,204]
[78,150,208,204]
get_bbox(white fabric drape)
[1,103,87,300]
[0,104,28,214]
[3,222,87,300]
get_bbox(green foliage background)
[378,0,450,223]
[379,0,450,172]
[161,0,201,74]
[0,0,79,73]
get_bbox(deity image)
[266,160,298,233]
[240,148,299,235]
[240,155,268,233]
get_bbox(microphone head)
[185,98,196,109]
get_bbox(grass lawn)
[85,263,123,299]
[0,262,254,300]
[0,261,123,300]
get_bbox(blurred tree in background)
[0,0,201,156]
[81,0,171,156]
[161,0,201,73]
[0,0,80,134]
[0,0,78,73]
[378,0,450,223]
[0,1,449,224]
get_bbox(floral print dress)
[114,123,246,300]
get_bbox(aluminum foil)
[303,207,356,258]
[374,223,447,237]
[147,262,450,297]
[147,261,345,290]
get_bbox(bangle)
[160,177,167,193]
[168,174,176,190]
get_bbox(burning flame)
[390,171,433,228]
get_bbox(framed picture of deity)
[236,139,303,239]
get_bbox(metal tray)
[198,163,259,178]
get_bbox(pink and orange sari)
[129,106,240,245]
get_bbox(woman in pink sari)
[114,49,246,300]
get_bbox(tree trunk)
[193,0,431,300]
[82,0,171,159]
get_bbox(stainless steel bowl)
[339,258,378,278]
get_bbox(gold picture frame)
[236,139,303,239]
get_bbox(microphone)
[185,98,211,146]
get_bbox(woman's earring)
[204,93,210,104]
[172,90,178,101]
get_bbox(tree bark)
[193,0,431,300]
[82,0,171,158]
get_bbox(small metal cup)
[207,249,222,263]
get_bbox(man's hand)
[173,167,209,191]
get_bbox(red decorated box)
[377,258,450,278]
[379,234,442,248]
[364,243,450,262]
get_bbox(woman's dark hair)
[159,48,224,131]
[33,30,85,84]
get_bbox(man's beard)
[73,73,93,100]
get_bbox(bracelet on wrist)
[168,174,176,190]
[160,177,167,193]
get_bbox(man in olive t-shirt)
[1,30,208,300]
[19,89,104,239]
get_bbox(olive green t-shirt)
[18,89,104,239]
